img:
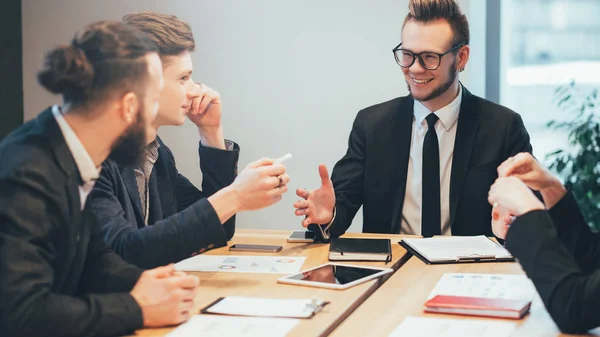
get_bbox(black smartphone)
[287,230,316,243]
[228,244,283,253]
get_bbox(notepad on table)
[328,237,392,262]
[423,273,535,319]
[201,296,328,319]
[424,295,531,319]
[167,315,299,337]
[399,235,513,264]
[428,273,536,302]
[388,316,517,337]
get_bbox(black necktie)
[422,113,441,237]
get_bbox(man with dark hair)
[89,12,289,268]
[293,0,533,240]
[0,21,200,337]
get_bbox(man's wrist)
[322,207,336,227]
[198,126,225,149]
[207,185,241,224]
[129,292,149,326]
[518,199,545,216]
[540,180,567,209]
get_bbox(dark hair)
[37,21,158,107]
[122,12,195,59]
[403,0,470,46]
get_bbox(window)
[499,0,600,159]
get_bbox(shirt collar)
[145,139,160,165]
[52,105,101,184]
[413,84,462,131]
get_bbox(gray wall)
[22,0,483,232]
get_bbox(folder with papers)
[399,235,514,264]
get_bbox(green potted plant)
[545,81,600,231]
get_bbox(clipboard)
[200,296,330,319]
[399,236,515,265]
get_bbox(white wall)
[22,0,484,232]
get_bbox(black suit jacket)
[0,108,143,337]
[312,86,532,240]
[88,137,239,269]
[506,193,600,334]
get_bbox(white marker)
[273,153,292,165]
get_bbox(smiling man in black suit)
[293,0,533,241]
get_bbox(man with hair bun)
[0,21,199,337]
[294,0,534,241]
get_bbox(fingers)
[318,164,331,187]
[248,157,275,168]
[296,188,310,199]
[191,94,203,114]
[257,164,286,177]
[487,188,497,206]
[177,310,192,324]
[186,84,220,115]
[498,152,534,177]
[293,199,309,209]
[182,288,197,300]
[180,298,195,312]
[267,185,288,199]
[491,203,500,221]
[301,216,313,227]
[186,91,202,100]
[279,174,290,186]
[267,173,290,188]
[171,271,188,278]
[148,264,175,278]
[197,95,212,114]
[295,208,309,216]
[170,274,200,289]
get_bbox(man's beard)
[407,60,457,102]
[109,110,147,167]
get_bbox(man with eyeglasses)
[293,0,533,241]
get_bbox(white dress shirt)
[400,86,462,235]
[52,105,101,209]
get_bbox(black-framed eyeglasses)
[392,43,464,70]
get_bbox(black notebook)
[329,238,392,262]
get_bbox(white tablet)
[277,263,393,290]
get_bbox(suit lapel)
[390,97,416,234]
[39,107,82,216]
[154,151,175,220]
[121,166,145,224]
[448,86,479,229]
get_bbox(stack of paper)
[388,316,516,337]
[167,316,298,337]
[175,255,306,274]
[202,296,327,319]
[428,273,536,302]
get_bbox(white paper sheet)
[388,316,516,337]
[167,315,299,337]
[204,296,326,318]
[428,273,535,301]
[175,255,306,274]
[402,236,512,262]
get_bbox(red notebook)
[424,295,531,319]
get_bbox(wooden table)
[330,256,600,337]
[129,230,412,337]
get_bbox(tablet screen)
[287,264,382,285]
